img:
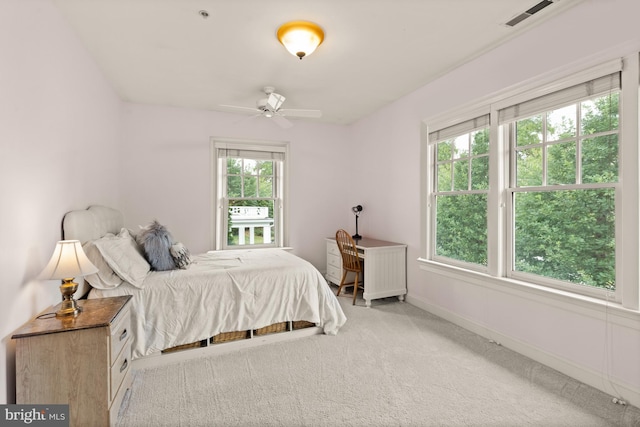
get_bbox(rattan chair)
[335,229,363,305]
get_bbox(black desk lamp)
[352,205,363,239]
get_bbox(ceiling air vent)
[505,0,554,27]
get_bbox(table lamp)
[39,240,98,317]
[352,205,363,240]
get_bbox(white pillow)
[82,235,123,290]
[95,228,150,288]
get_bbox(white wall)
[0,0,356,404]
[119,103,354,269]
[4,0,640,412]
[0,0,122,403]
[350,0,640,407]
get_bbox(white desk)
[326,237,407,307]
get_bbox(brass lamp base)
[56,278,83,317]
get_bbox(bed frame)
[62,205,125,298]
[62,205,322,369]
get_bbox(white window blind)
[429,114,490,142]
[217,148,285,161]
[498,72,621,123]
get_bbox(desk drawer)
[327,241,340,257]
[326,241,342,285]
[326,265,342,284]
[327,252,341,269]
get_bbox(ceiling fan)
[220,86,322,128]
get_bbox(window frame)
[420,55,640,311]
[429,114,491,272]
[503,82,620,300]
[210,138,289,250]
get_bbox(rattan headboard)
[62,205,124,297]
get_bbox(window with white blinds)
[501,71,621,294]
[428,114,490,268]
[498,72,620,124]
[212,140,288,249]
[421,57,639,305]
[429,114,490,142]
[217,148,285,161]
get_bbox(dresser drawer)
[110,339,131,402]
[110,307,131,363]
[109,370,132,427]
[109,375,133,427]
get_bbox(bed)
[62,205,347,360]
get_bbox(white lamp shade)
[277,21,324,59]
[39,240,98,280]
[281,30,320,57]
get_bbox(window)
[430,115,490,268]
[502,73,620,294]
[212,139,288,249]
[421,58,636,305]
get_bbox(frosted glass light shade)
[277,21,324,60]
[39,240,98,280]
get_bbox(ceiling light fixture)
[276,20,324,60]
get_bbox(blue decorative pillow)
[137,220,176,271]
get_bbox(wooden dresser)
[12,296,133,427]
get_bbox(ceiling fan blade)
[218,104,258,115]
[271,114,293,129]
[233,112,262,126]
[278,108,322,118]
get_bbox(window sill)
[416,257,639,328]
[209,246,293,253]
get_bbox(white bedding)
[89,248,347,359]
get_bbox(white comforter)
[89,249,347,359]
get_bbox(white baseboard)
[132,326,322,371]
[406,295,640,409]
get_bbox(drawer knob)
[120,358,128,373]
[119,329,128,341]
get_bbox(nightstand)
[12,295,133,427]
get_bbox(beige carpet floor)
[117,295,640,426]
